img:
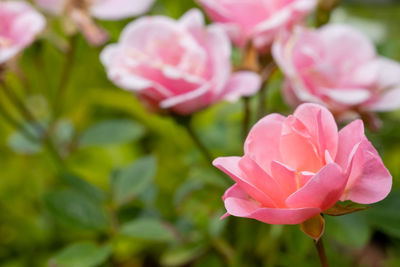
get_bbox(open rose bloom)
[34,0,155,45]
[101,9,261,115]
[197,0,317,49]
[273,24,400,117]
[214,103,391,225]
[0,1,45,64]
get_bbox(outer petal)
[286,163,347,211]
[90,0,155,20]
[366,87,400,111]
[34,0,66,15]
[341,140,392,204]
[213,156,278,208]
[244,113,286,175]
[219,71,261,102]
[223,184,321,225]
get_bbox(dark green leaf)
[44,189,108,230]
[50,242,111,267]
[60,173,105,203]
[120,218,174,242]
[79,119,145,147]
[111,156,157,205]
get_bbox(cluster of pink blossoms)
[1,0,396,228]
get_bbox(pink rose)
[35,0,155,20]
[197,0,317,49]
[0,1,45,64]
[34,0,155,46]
[100,9,261,115]
[214,103,391,225]
[273,25,400,117]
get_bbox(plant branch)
[242,97,251,141]
[257,62,277,119]
[54,34,78,117]
[314,238,329,267]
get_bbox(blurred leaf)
[161,244,206,267]
[53,119,75,146]
[79,119,145,147]
[44,189,108,230]
[7,123,43,155]
[111,155,157,205]
[325,213,371,248]
[120,218,174,242]
[50,242,111,267]
[367,190,400,238]
[60,173,105,203]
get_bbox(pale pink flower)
[34,0,155,46]
[214,103,391,225]
[100,9,261,115]
[273,24,400,117]
[0,1,45,64]
[35,0,155,20]
[197,0,317,50]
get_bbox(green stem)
[54,34,77,117]
[181,117,214,164]
[257,63,277,120]
[242,97,251,141]
[314,238,329,267]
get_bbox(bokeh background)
[1,0,400,266]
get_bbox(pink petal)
[323,88,371,106]
[90,0,155,20]
[341,140,392,204]
[244,113,286,174]
[335,119,365,170]
[223,184,321,225]
[238,155,287,207]
[293,103,338,160]
[220,71,261,102]
[270,160,297,196]
[286,163,346,211]
[213,157,278,208]
[366,87,400,112]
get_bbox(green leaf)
[50,242,111,267]
[366,190,400,238]
[111,156,157,205]
[324,203,369,216]
[79,119,145,147]
[120,218,174,242]
[60,173,105,203]
[7,123,43,155]
[325,213,371,248]
[161,244,206,266]
[44,189,108,230]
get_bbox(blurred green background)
[1,0,400,266]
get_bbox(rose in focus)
[0,1,45,64]
[100,9,261,115]
[197,0,317,50]
[273,24,400,118]
[214,103,391,225]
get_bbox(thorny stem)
[54,34,77,117]
[314,238,329,267]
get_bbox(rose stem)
[242,97,251,141]
[54,34,77,117]
[314,238,329,267]
[257,62,277,120]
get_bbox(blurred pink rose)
[214,103,391,225]
[273,24,400,117]
[197,0,317,49]
[35,0,155,20]
[100,9,261,115]
[34,0,155,46]
[0,1,45,64]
